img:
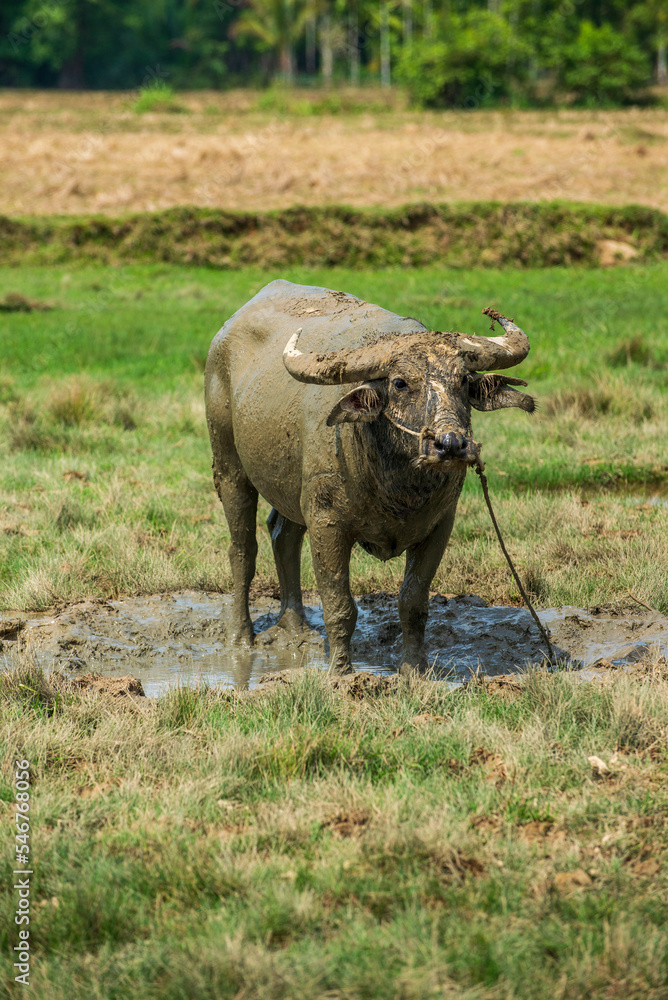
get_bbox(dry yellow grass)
[1,90,667,216]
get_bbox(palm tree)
[380,0,391,86]
[233,0,309,83]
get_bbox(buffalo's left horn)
[283,329,391,385]
[458,308,530,371]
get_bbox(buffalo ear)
[326,382,385,426]
[468,373,536,414]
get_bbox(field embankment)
[1,202,667,269]
[1,662,667,999]
[1,91,667,215]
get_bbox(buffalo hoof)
[328,661,355,676]
[398,658,430,677]
[276,607,307,633]
[228,622,254,647]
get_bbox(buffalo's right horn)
[458,308,531,371]
[283,329,391,385]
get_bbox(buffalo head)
[283,308,535,468]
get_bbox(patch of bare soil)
[0,293,53,312]
[1,93,667,215]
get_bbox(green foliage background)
[0,0,666,105]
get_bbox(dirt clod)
[411,712,446,725]
[330,671,398,699]
[68,673,145,698]
[589,754,613,778]
[552,868,593,893]
[469,747,509,784]
[322,810,370,838]
[0,618,26,640]
[519,821,555,842]
[464,673,526,699]
[629,857,661,877]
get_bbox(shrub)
[395,11,527,109]
[133,84,185,114]
[556,22,651,105]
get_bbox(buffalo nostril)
[434,432,470,459]
[441,433,463,453]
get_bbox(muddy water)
[3,591,668,696]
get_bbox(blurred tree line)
[0,0,666,106]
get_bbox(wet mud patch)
[2,591,668,696]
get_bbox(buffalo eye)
[392,378,409,391]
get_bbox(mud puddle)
[2,591,667,696]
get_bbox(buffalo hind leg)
[398,512,456,675]
[307,521,356,674]
[214,462,258,646]
[267,508,307,631]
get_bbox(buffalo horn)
[457,308,530,371]
[283,329,390,385]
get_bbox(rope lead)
[474,460,556,664]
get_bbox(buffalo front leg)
[214,464,258,646]
[307,521,356,675]
[266,508,307,632]
[399,512,456,675]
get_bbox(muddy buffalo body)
[205,280,535,674]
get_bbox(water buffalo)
[205,280,534,674]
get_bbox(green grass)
[1,661,668,999]
[1,263,668,610]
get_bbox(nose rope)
[381,412,421,437]
[474,458,556,664]
[381,411,554,661]
[382,411,556,664]
[381,412,438,455]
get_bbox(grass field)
[1,90,668,215]
[1,262,668,613]
[1,660,668,999]
[3,87,668,1000]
